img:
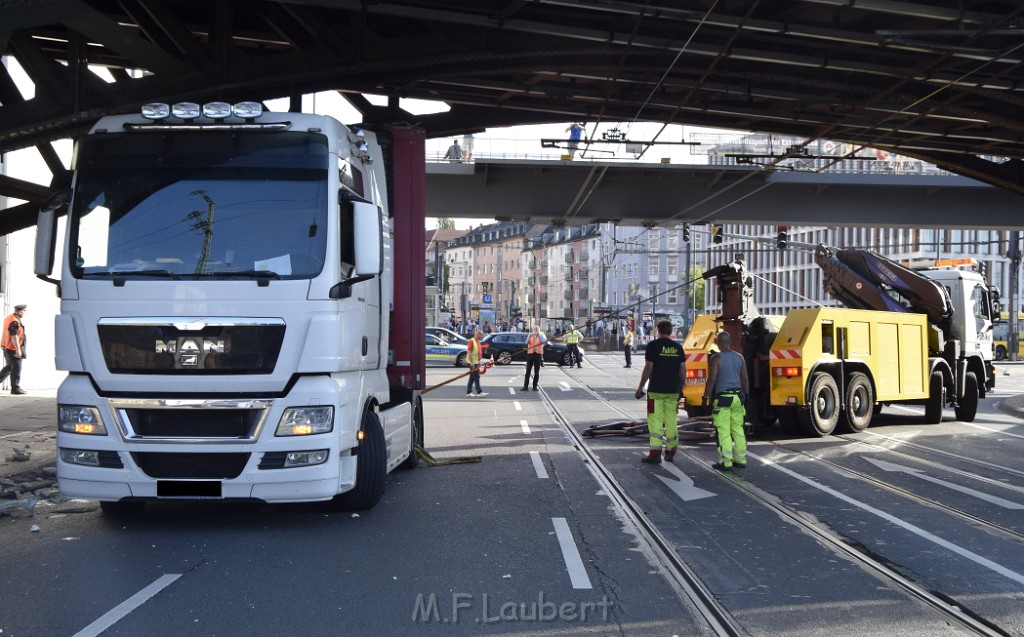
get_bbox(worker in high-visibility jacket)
[0,304,27,395]
[634,320,685,464]
[564,324,583,368]
[703,331,749,471]
[465,329,488,397]
[522,325,545,391]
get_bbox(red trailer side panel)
[385,125,426,390]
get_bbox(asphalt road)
[1,358,1023,636]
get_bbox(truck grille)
[97,318,285,374]
[123,408,256,438]
[110,398,272,441]
[131,452,250,479]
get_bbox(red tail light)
[772,367,801,378]
[685,369,706,379]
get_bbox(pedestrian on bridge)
[703,332,748,471]
[635,320,684,464]
[443,139,463,163]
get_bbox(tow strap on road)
[415,444,482,466]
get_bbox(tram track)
[549,362,1015,637]
[770,438,1024,544]
[536,373,744,637]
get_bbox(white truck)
[35,101,426,512]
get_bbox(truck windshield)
[68,130,330,280]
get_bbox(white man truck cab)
[35,101,425,513]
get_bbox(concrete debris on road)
[0,497,37,516]
[5,447,31,462]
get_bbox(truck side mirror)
[35,190,69,283]
[353,201,383,276]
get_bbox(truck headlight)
[276,406,334,436]
[58,405,107,435]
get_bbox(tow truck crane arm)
[813,244,953,329]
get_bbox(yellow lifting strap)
[415,444,482,466]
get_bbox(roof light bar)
[139,101,265,121]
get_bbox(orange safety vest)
[1,314,24,351]
[527,334,544,355]
[467,338,481,365]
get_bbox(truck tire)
[923,371,944,424]
[334,410,386,511]
[400,398,424,470]
[838,372,873,433]
[800,373,840,437]
[953,371,979,422]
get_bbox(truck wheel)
[923,371,944,424]
[455,352,467,367]
[400,398,424,470]
[953,372,979,422]
[334,410,386,511]
[838,372,873,433]
[801,373,840,436]
[835,374,876,434]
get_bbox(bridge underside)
[427,161,1023,229]
[3,1,1024,234]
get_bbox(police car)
[426,333,469,367]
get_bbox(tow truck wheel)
[401,398,424,470]
[924,371,944,424]
[334,409,386,511]
[838,372,873,433]
[953,372,979,422]
[800,373,840,437]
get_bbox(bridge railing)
[426,134,956,176]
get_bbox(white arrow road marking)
[654,462,716,501]
[864,457,1024,510]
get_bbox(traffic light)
[777,225,789,250]
[711,225,723,244]
[683,224,690,243]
